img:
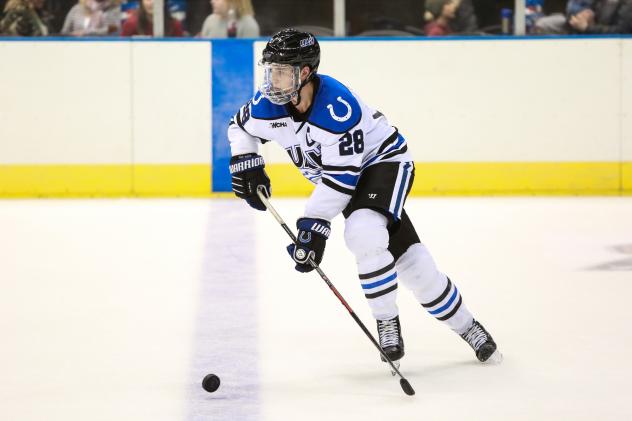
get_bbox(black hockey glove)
[286,217,331,273]
[229,153,271,211]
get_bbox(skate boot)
[377,316,404,375]
[460,320,502,363]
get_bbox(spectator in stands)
[535,0,593,33]
[569,0,632,33]
[424,0,461,36]
[536,0,632,34]
[121,0,183,36]
[61,0,120,36]
[452,0,479,34]
[200,0,259,38]
[0,0,52,35]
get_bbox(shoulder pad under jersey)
[250,91,290,120]
[308,74,362,134]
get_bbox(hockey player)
[228,29,501,367]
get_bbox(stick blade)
[400,378,415,396]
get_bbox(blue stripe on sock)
[361,272,397,290]
[428,286,459,315]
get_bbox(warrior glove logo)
[310,222,331,238]
[229,156,264,174]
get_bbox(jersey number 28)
[339,130,364,156]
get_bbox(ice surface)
[1,197,631,421]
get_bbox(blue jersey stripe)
[362,134,407,169]
[322,178,355,195]
[322,164,361,173]
[323,172,359,187]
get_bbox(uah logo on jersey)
[270,122,287,128]
[286,143,321,184]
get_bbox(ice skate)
[460,320,502,364]
[377,316,404,375]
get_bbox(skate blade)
[483,350,503,365]
[388,360,400,376]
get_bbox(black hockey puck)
[202,374,220,393]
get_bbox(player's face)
[143,0,153,14]
[269,65,294,90]
[258,61,301,105]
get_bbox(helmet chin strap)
[293,89,302,107]
[292,70,315,108]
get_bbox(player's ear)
[301,66,311,81]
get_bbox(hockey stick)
[256,186,415,396]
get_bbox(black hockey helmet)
[262,28,320,73]
[258,29,320,105]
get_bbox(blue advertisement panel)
[211,39,255,192]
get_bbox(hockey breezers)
[256,186,415,396]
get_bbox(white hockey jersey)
[227,74,412,221]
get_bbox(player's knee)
[344,209,389,258]
[396,243,444,290]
